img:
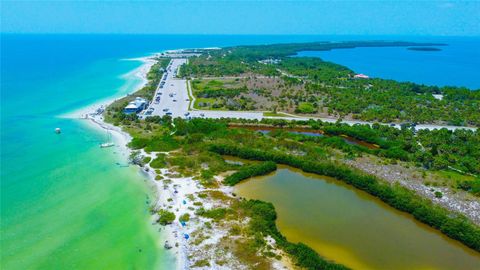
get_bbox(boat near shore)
[164,240,173,249]
[100,142,115,148]
[100,130,115,148]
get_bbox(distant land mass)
[407,47,442,51]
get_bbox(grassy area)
[193,97,217,109]
[296,102,316,114]
[192,78,244,90]
[263,111,293,117]
[190,78,252,110]
[435,170,477,183]
[432,170,480,196]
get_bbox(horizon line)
[2,33,480,38]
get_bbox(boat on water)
[164,241,173,249]
[100,130,114,148]
[100,142,115,148]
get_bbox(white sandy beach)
[60,56,156,119]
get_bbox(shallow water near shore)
[235,167,480,270]
[1,118,175,269]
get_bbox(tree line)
[224,161,277,186]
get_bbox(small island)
[408,46,442,51]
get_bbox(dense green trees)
[196,207,229,221]
[224,161,277,186]
[306,79,480,125]
[416,128,480,174]
[296,102,316,114]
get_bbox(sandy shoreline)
[65,53,190,269]
[60,56,156,119]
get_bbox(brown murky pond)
[235,167,480,270]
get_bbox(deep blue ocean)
[298,36,480,89]
[1,34,478,269]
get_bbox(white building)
[124,97,148,114]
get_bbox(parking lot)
[143,58,190,118]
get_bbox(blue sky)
[1,1,479,36]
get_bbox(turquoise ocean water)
[1,35,478,269]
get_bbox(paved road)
[143,58,476,131]
[145,59,189,118]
